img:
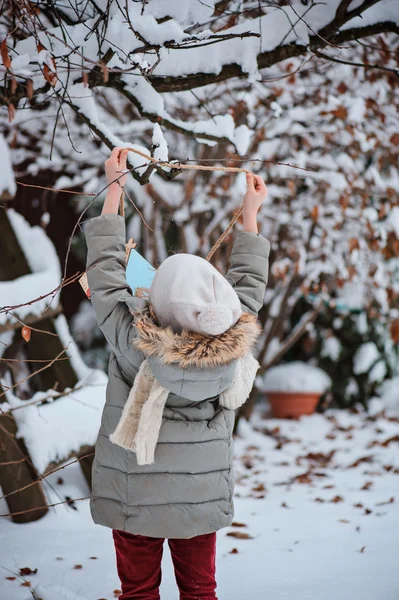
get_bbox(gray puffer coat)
[85,213,270,539]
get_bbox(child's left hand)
[105,146,130,194]
[243,173,268,216]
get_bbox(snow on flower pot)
[261,361,332,418]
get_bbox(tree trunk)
[0,403,48,523]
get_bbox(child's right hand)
[243,173,268,216]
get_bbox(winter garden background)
[0,1,398,599]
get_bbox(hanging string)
[119,147,254,261]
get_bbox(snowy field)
[1,399,398,600]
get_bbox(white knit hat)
[148,253,242,336]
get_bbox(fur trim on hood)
[132,308,261,369]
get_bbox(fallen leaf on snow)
[375,497,394,506]
[226,531,254,539]
[231,521,247,527]
[252,483,266,492]
[368,435,399,448]
[349,455,374,468]
[360,481,373,491]
[19,567,37,576]
[6,576,16,581]
[73,564,83,569]
[229,548,239,554]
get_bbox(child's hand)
[242,173,267,233]
[105,146,130,193]
[243,173,268,216]
[102,147,130,214]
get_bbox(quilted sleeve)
[225,231,271,315]
[84,213,144,358]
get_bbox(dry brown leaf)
[26,79,34,100]
[330,495,344,503]
[375,497,394,506]
[8,103,15,123]
[381,435,399,447]
[293,472,312,484]
[361,481,373,491]
[1,38,11,68]
[311,205,318,222]
[231,521,247,528]
[43,62,57,86]
[390,320,399,344]
[350,456,374,468]
[252,483,266,493]
[6,576,16,580]
[226,531,254,539]
[20,581,31,587]
[337,81,348,94]
[21,326,31,342]
[331,105,348,120]
[229,548,239,554]
[19,567,37,576]
[73,564,83,570]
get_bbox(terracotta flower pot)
[266,391,321,418]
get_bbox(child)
[85,147,270,600]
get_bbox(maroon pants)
[112,529,218,600]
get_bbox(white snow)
[386,206,399,237]
[377,376,399,414]
[321,336,342,361]
[1,402,398,600]
[353,342,380,375]
[0,134,17,198]
[4,364,107,474]
[0,210,62,327]
[261,361,332,394]
[152,123,169,163]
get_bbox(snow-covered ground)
[1,399,398,600]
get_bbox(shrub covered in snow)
[260,361,332,395]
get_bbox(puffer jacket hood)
[133,308,261,369]
[131,307,261,402]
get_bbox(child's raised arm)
[225,174,270,315]
[84,148,143,368]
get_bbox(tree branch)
[148,21,399,93]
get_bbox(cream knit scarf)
[109,353,259,465]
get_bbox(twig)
[0,496,90,517]
[0,347,69,399]
[0,452,94,501]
